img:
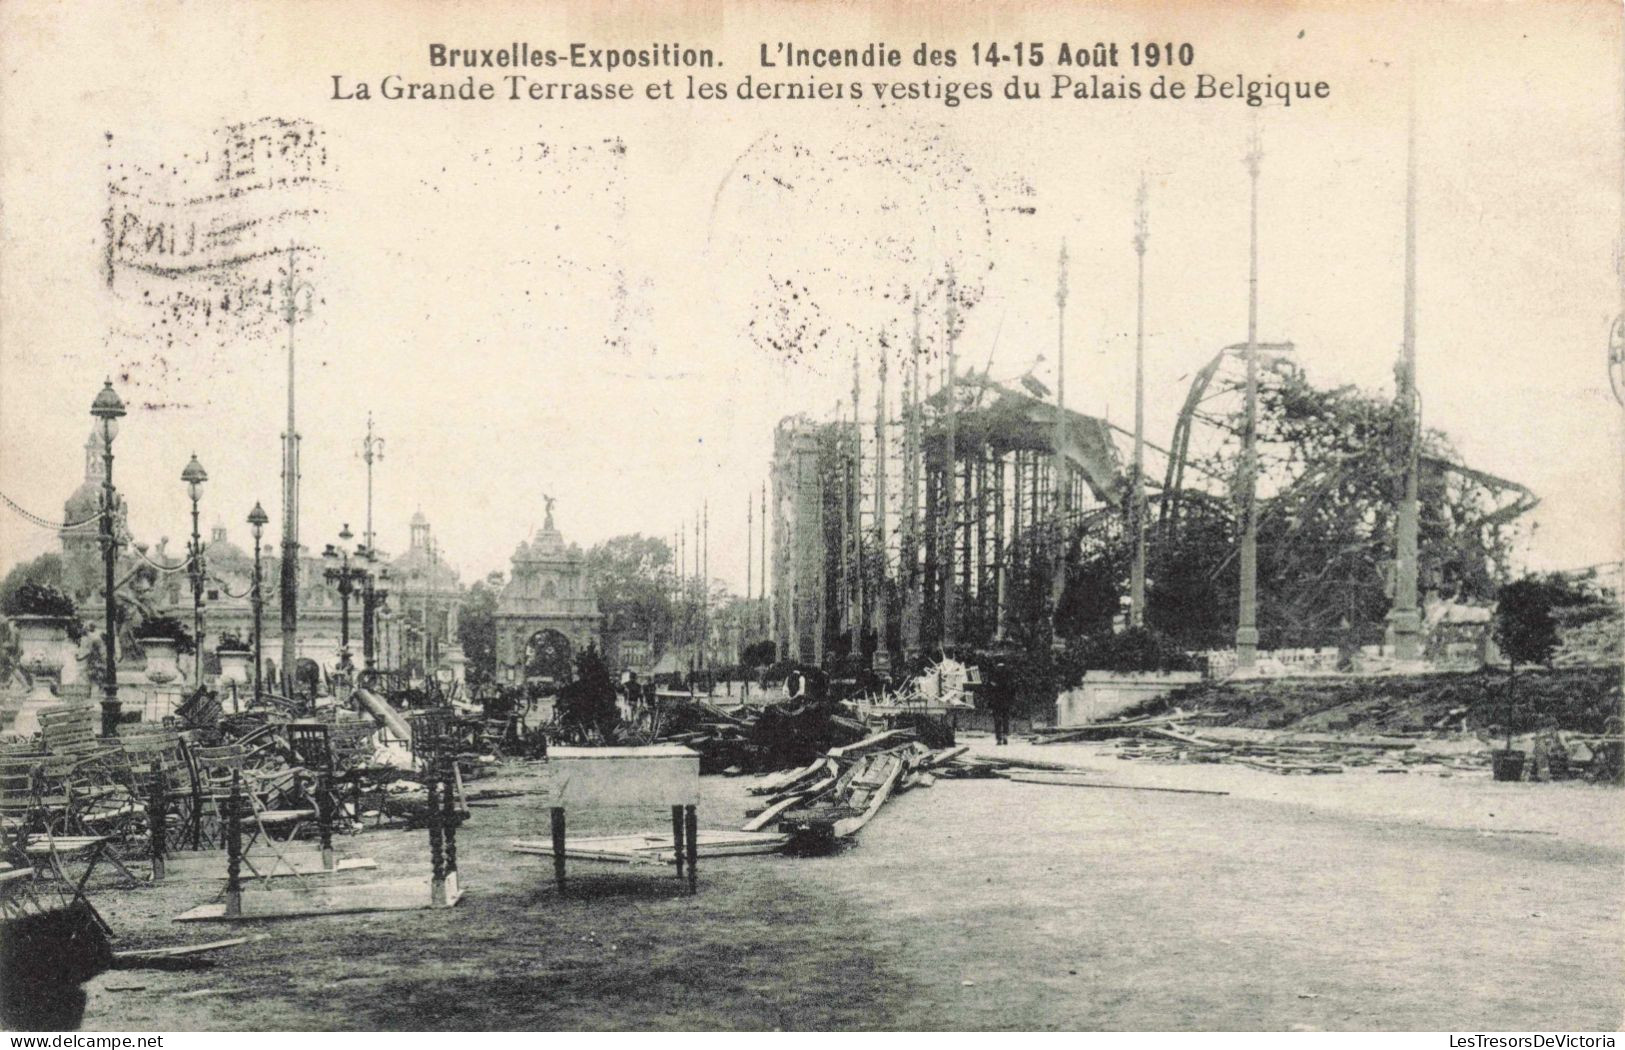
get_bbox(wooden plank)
[831,753,904,837]
[511,829,787,863]
[741,793,805,832]
[750,758,825,796]
[174,877,458,922]
[114,937,253,960]
[211,858,376,879]
[1140,727,1225,749]
[827,729,915,759]
[918,745,969,769]
[1003,772,1230,796]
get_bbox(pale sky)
[2,0,1621,595]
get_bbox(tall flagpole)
[1050,242,1070,622]
[760,481,768,637]
[280,248,310,695]
[943,265,959,646]
[1236,128,1264,672]
[1388,93,1424,663]
[874,335,890,671]
[1131,177,1150,628]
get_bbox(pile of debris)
[741,728,968,852]
[654,697,902,774]
[1032,712,1490,777]
[740,730,1122,853]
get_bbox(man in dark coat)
[987,656,1014,746]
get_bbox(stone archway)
[524,628,574,684]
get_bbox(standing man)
[987,654,1014,746]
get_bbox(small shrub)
[1,583,85,642]
[135,614,195,655]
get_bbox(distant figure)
[623,671,642,710]
[987,656,1014,746]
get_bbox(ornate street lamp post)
[248,502,268,705]
[323,523,366,675]
[90,380,126,737]
[182,453,208,684]
[356,548,390,675]
[378,605,394,672]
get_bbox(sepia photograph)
[0,0,1621,1036]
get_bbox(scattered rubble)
[1031,710,1622,781]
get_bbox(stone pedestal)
[140,638,181,685]
[8,616,73,737]
[1055,671,1205,727]
[217,649,251,686]
[443,645,467,686]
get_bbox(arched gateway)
[493,504,602,686]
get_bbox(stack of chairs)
[1,715,142,892]
[113,723,194,856]
[185,739,315,882]
[35,707,133,841]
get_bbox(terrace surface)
[76,736,1623,1031]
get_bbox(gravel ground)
[64,737,1623,1031]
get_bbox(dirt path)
[75,749,1623,1031]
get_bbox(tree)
[1493,576,1564,751]
[584,534,676,656]
[457,574,501,687]
[741,639,776,668]
[555,644,620,739]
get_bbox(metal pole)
[190,493,204,682]
[875,337,890,671]
[852,348,864,654]
[1131,178,1150,628]
[100,422,119,736]
[1236,129,1264,672]
[280,249,303,696]
[339,571,351,665]
[943,265,959,646]
[760,482,768,637]
[747,493,753,632]
[362,413,383,557]
[1052,243,1070,625]
[905,298,922,659]
[1388,97,1424,663]
[252,536,264,704]
[703,499,709,673]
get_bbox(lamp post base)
[99,699,122,738]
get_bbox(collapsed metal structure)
[771,341,1126,669]
[770,331,1538,671]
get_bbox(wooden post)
[147,759,166,882]
[441,771,459,903]
[427,776,446,906]
[317,771,335,871]
[670,804,685,879]
[550,806,567,893]
[684,804,698,895]
[224,771,242,917]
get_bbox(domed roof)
[64,482,101,523]
[202,526,252,571]
[63,428,108,525]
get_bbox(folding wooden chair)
[37,705,115,763]
[116,724,195,857]
[1,762,131,920]
[187,741,315,886]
